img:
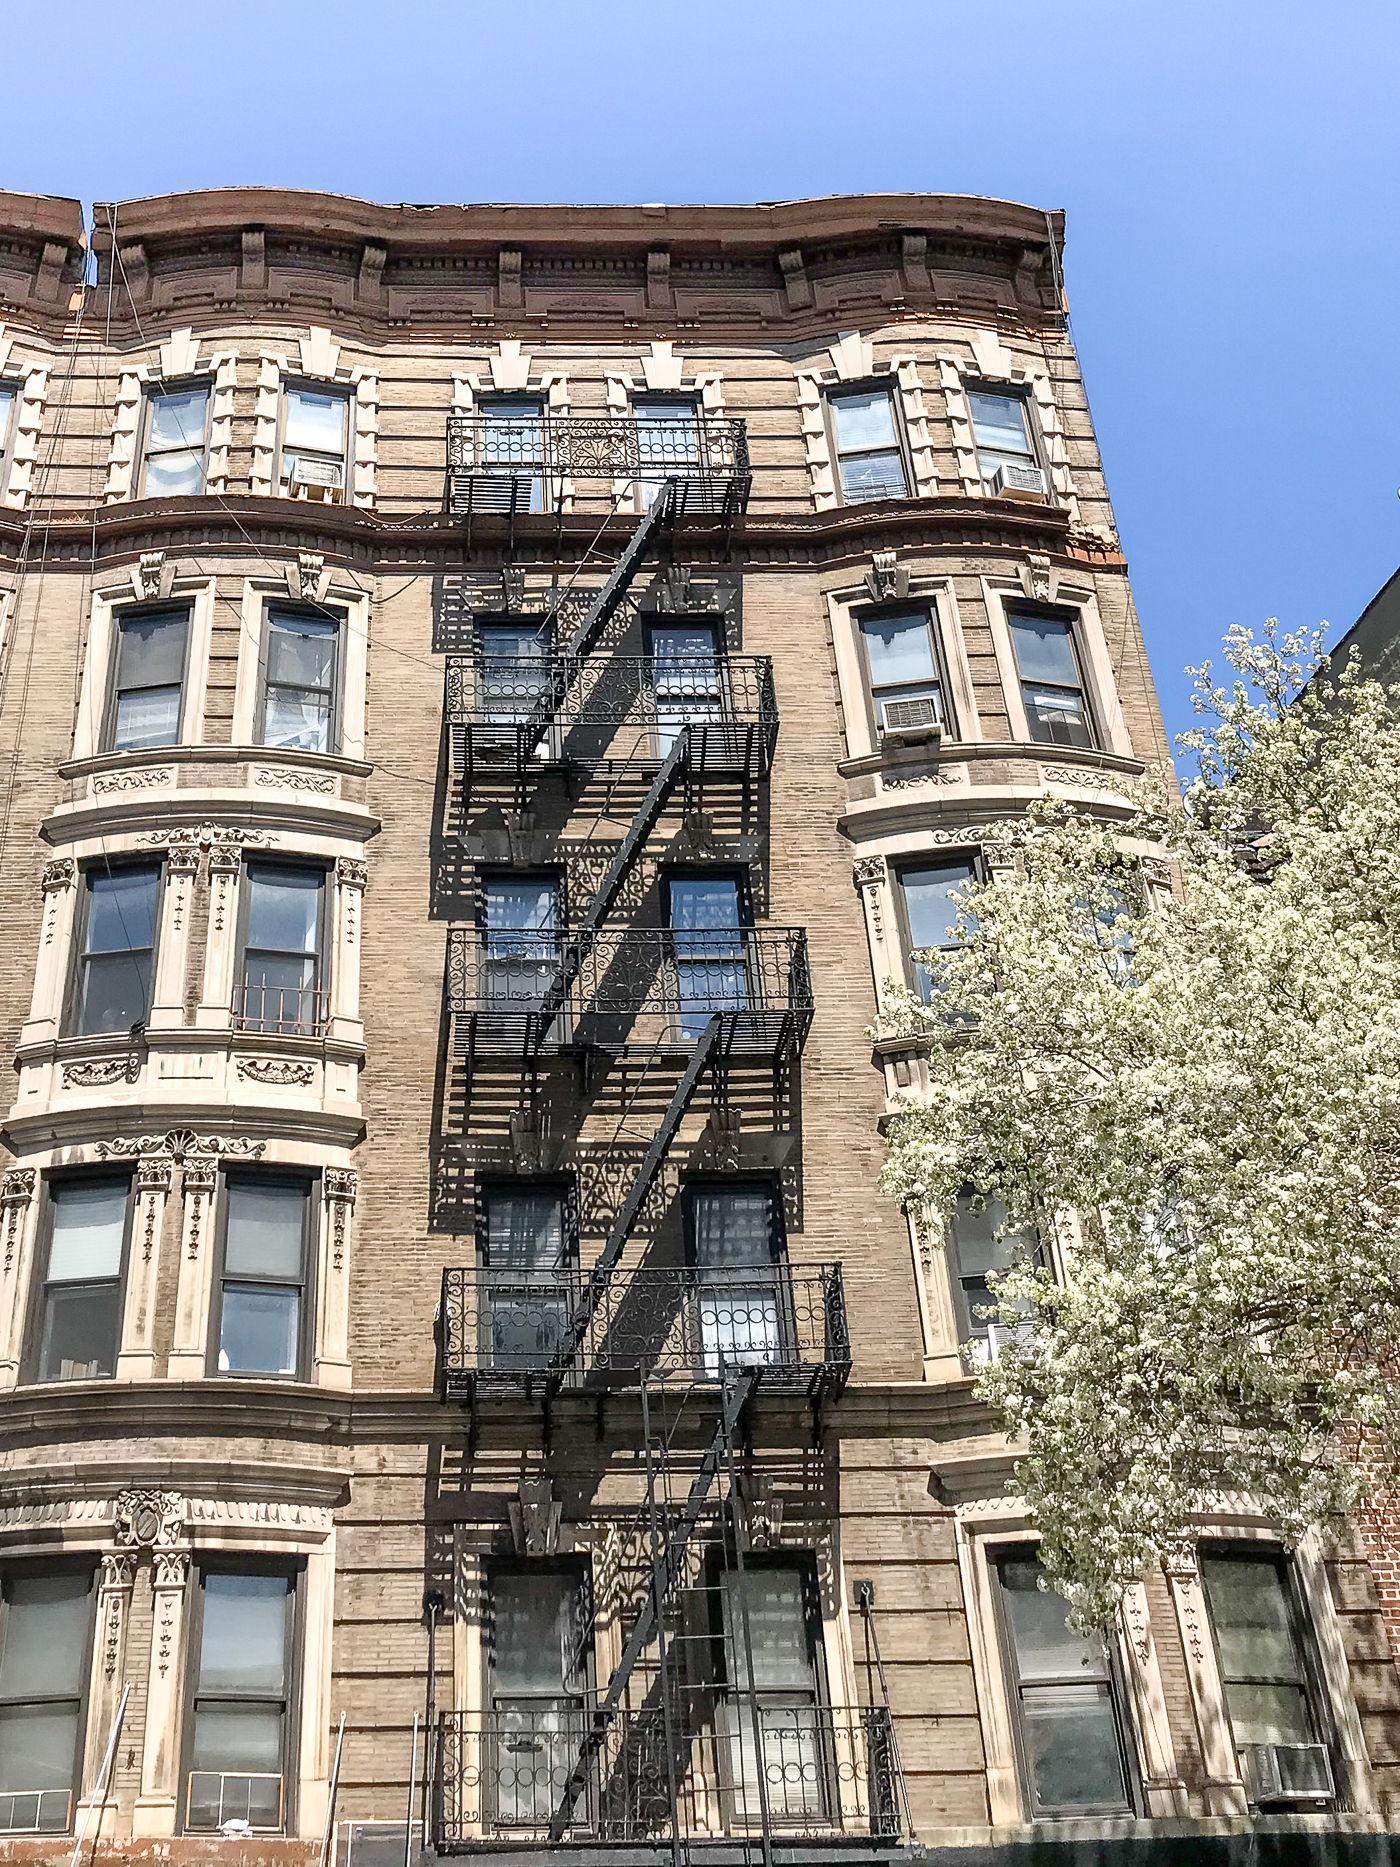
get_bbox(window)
[859,608,949,737]
[104,604,189,753]
[717,1561,828,1822]
[947,1192,1040,1362]
[212,1178,313,1378]
[478,619,552,728]
[237,864,325,1035]
[895,857,978,1002]
[139,384,209,498]
[280,385,349,497]
[634,393,700,503]
[482,875,561,1009]
[30,1177,130,1384]
[478,395,545,513]
[993,1552,1133,1817]
[828,387,908,504]
[0,385,18,481]
[1200,1551,1326,1762]
[686,1181,787,1377]
[666,873,749,1040]
[1008,613,1095,749]
[184,1566,295,1832]
[486,1564,590,1827]
[259,605,341,754]
[969,388,1040,489]
[72,863,160,1037]
[0,1568,94,1833]
[478,1183,575,1371]
[646,620,725,754]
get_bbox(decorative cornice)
[95,1128,266,1162]
[235,1056,315,1087]
[61,1053,142,1089]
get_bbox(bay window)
[828,387,908,504]
[104,604,189,753]
[71,863,160,1037]
[139,384,209,499]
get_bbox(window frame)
[476,391,548,514]
[682,1174,794,1376]
[854,601,955,742]
[0,1558,98,1835]
[136,378,211,502]
[0,379,24,500]
[100,600,194,756]
[891,851,984,1001]
[233,858,332,1037]
[275,379,351,501]
[482,1554,595,1830]
[966,382,1044,488]
[64,858,163,1040]
[22,1170,135,1388]
[255,601,346,757]
[946,1188,1046,1358]
[1004,604,1099,751]
[824,380,912,507]
[988,1542,1140,1820]
[206,1171,318,1382]
[178,1555,304,1837]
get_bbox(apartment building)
[0,187,1394,1867]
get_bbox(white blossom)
[877,623,1400,1628]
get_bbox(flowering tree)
[878,623,1400,1628]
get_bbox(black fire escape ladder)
[516,479,678,763]
[546,1361,760,1843]
[549,1011,722,1378]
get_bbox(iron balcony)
[438,1263,850,1401]
[445,653,778,783]
[433,1699,899,1851]
[445,415,751,519]
[447,925,813,1066]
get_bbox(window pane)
[863,614,936,688]
[723,1570,814,1693]
[1000,1558,1108,1683]
[1201,1557,1306,1684]
[831,390,897,452]
[692,1188,774,1269]
[839,452,908,502]
[47,1181,127,1282]
[969,391,1032,458]
[1022,1684,1128,1810]
[246,868,321,956]
[262,691,331,753]
[0,1574,90,1698]
[218,1286,300,1376]
[114,686,182,752]
[284,389,346,455]
[1009,616,1080,687]
[224,1182,306,1281]
[38,1282,120,1381]
[486,1190,566,1270]
[1023,685,1092,748]
[148,388,208,453]
[0,389,14,447]
[198,1574,288,1695]
[950,1194,1035,1282]
[117,612,186,688]
[266,615,337,691]
[492,1571,584,1697]
[901,861,976,952]
[0,1702,79,1799]
[191,1703,283,1775]
[1222,1680,1313,1746]
[143,450,202,498]
[85,867,158,955]
[668,876,741,932]
[77,952,150,1037]
[485,878,558,934]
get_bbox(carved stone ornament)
[153,1548,190,1592]
[91,766,175,796]
[864,549,905,604]
[508,1112,544,1174]
[100,1551,137,1591]
[509,1476,562,1557]
[1024,553,1054,604]
[852,855,887,888]
[96,1129,265,1163]
[234,1057,315,1087]
[62,1054,142,1089]
[254,767,336,795]
[181,1157,218,1198]
[136,1157,174,1194]
[132,550,165,602]
[323,1167,359,1204]
[1,1169,36,1205]
[500,565,526,610]
[738,1477,784,1551]
[165,845,201,877]
[40,858,76,892]
[705,1103,742,1172]
[336,856,368,888]
[1041,765,1121,793]
[139,822,274,852]
[114,1487,184,1550]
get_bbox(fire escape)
[433,414,904,1861]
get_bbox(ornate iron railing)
[447,925,812,1062]
[445,416,751,518]
[434,1700,898,1848]
[232,982,330,1037]
[445,653,778,778]
[438,1263,849,1398]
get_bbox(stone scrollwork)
[852,855,887,887]
[336,856,368,888]
[324,1168,358,1271]
[62,1054,142,1089]
[1,1169,36,1274]
[139,822,275,853]
[114,1487,184,1551]
[96,1129,266,1163]
[235,1057,315,1086]
[254,767,336,795]
[91,767,175,796]
[41,858,76,892]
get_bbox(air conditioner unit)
[1240,1742,1335,1806]
[880,695,943,746]
[989,463,1048,498]
[289,455,344,491]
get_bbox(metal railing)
[448,925,812,1062]
[446,653,778,778]
[232,982,330,1037]
[445,416,751,518]
[438,1263,850,1397]
[434,1700,899,1848]
[186,1770,285,1831]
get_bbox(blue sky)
[10,0,1399,751]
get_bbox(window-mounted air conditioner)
[1239,1742,1335,1807]
[988,463,1048,499]
[879,695,943,746]
[287,455,345,501]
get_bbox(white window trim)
[982,572,1133,760]
[827,573,980,764]
[937,332,1078,522]
[799,332,936,512]
[454,343,572,512]
[233,575,370,761]
[103,329,237,505]
[73,576,217,763]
